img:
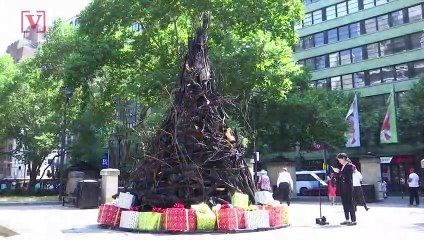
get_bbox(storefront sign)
[380,157,392,164]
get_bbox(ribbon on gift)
[173,203,185,208]
[221,204,232,209]
[152,207,164,213]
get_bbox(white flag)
[345,94,360,147]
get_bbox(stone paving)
[0,197,423,240]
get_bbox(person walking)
[327,173,337,205]
[381,179,388,199]
[332,153,356,226]
[256,169,272,192]
[408,168,420,206]
[352,165,369,211]
[276,168,293,206]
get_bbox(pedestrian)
[256,169,272,192]
[352,165,369,211]
[381,179,388,199]
[327,173,337,205]
[276,167,293,206]
[408,168,420,206]
[331,153,356,226]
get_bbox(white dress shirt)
[408,173,420,188]
[352,170,362,187]
[277,171,293,190]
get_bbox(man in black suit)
[332,153,356,226]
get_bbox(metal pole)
[58,96,69,201]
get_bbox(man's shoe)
[365,207,370,211]
[340,221,350,225]
[347,222,357,226]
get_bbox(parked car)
[296,170,327,196]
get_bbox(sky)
[0,0,91,54]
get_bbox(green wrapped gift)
[138,212,162,231]
[231,192,249,210]
[191,203,216,231]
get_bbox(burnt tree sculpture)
[130,15,256,208]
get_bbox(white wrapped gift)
[254,191,274,205]
[244,210,270,230]
[119,211,139,229]
[115,192,135,209]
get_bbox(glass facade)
[310,60,424,90]
[296,4,424,52]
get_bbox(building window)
[314,32,325,47]
[295,38,304,52]
[363,0,374,9]
[342,74,353,89]
[375,0,388,6]
[338,25,350,41]
[379,40,392,56]
[412,60,424,79]
[351,47,363,63]
[337,2,348,17]
[328,28,338,43]
[353,72,365,87]
[329,52,340,67]
[410,32,424,50]
[331,76,342,90]
[315,55,327,70]
[347,0,359,14]
[377,15,390,31]
[395,64,409,81]
[304,13,313,26]
[349,22,361,38]
[131,23,142,32]
[305,58,315,69]
[340,50,352,65]
[391,10,404,27]
[365,18,377,34]
[313,10,323,24]
[408,5,423,23]
[317,79,328,88]
[381,66,395,83]
[366,43,379,59]
[326,5,337,20]
[304,35,314,49]
[369,68,382,85]
[391,36,407,54]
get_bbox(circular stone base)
[99,224,290,234]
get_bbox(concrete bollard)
[100,168,120,204]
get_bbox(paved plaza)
[0,198,423,240]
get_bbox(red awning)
[390,156,416,164]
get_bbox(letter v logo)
[21,11,46,33]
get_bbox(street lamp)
[58,87,73,201]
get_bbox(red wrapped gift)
[216,208,245,231]
[259,205,283,227]
[162,208,196,231]
[97,204,123,226]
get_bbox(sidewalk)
[293,195,420,207]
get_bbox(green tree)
[0,59,62,191]
[398,78,424,144]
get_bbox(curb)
[0,201,60,207]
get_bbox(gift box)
[216,207,246,231]
[114,192,135,209]
[259,205,283,227]
[138,212,162,231]
[282,206,289,225]
[244,210,270,229]
[97,204,123,226]
[191,203,216,231]
[162,207,196,231]
[254,191,274,205]
[231,192,249,210]
[119,211,139,229]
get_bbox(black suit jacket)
[338,163,354,195]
